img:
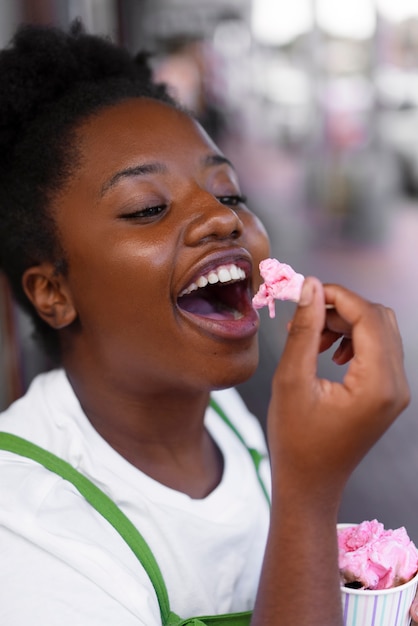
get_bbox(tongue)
[178,294,240,320]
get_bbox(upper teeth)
[179,263,247,297]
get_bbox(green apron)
[0,397,270,625]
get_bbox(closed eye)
[121,205,167,220]
[217,194,247,207]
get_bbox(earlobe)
[22,263,77,329]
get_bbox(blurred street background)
[1,0,418,540]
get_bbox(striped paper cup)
[341,571,418,626]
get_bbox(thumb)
[278,277,325,382]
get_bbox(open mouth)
[177,263,252,321]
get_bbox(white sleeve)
[0,457,162,626]
[0,528,150,626]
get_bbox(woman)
[0,22,411,625]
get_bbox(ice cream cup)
[338,524,418,626]
[341,571,418,626]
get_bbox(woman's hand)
[267,276,410,501]
[253,277,410,626]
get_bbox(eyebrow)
[100,162,168,196]
[100,154,235,197]
[202,154,235,170]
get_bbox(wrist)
[270,473,342,521]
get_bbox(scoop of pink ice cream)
[252,258,305,318]
[338,520,418,590]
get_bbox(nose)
[183,195,244,246]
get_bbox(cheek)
[66,241,169,328]
[244,214,271,282]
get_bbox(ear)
[22,263,77,330]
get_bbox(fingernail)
[299,278,314,306]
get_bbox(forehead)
[74,97,220,178]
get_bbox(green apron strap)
[0,432,175,626]
[0,397,263,626]
[209,397,271,507]
[175,611,251,625]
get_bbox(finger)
[324,285,401,363]
[332,337,354,364]
[410,595,418,623]
[290,301,355,342]
[319,329,344,354]
[277,277,325,384]
[290,324,343,355]
[325,285,410,414]
[385,306,405,360]
[324,308,353,337]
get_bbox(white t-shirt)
[0,370,271,625]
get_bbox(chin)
[208,347,259,391]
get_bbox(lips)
[176,258,259,339]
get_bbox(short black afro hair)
[0,20,177,360]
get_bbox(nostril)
[184,205,244,245]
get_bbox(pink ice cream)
[252,258,305,319]
[338,520,418,590]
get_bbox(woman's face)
[53,98,270,394]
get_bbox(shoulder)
[0,369,108,467]
[0,369,70,438]
[0,437,160,624]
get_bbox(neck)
[64,365,223,498]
